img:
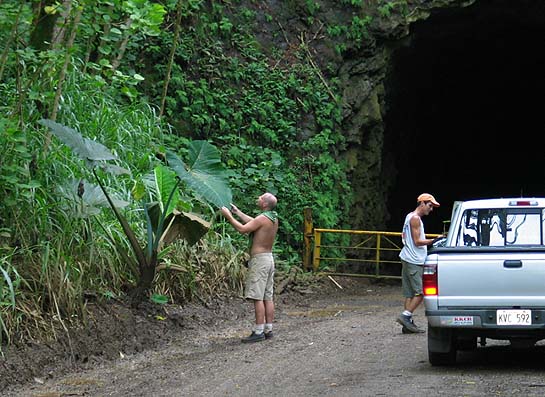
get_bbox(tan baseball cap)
[418,193,440,207]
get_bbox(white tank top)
[399,212,427,265]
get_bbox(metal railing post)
[303,208,313,271]
[312,230,321,272]
[375,233,381,277]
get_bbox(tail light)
[509,200,538,206]
[423,263,438,296]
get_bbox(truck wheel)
[457,337,477,351]
[428,325,457,366]
[429,350,456,366]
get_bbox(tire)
[457,337,477,351]
[428,350,457,366]
[428,325,457,366]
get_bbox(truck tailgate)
[437,252,545,307]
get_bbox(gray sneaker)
[396,314,421,333]
[410,318,425,333]
[402,318,425,334]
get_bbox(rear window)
[454,208,545,246]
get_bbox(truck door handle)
[503,260,522,268]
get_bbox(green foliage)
[150,293,168,304]
[0,119,40,206]
[347,15,373,42]
[0,0,398,340]
[378,0,409,17]
[0,38,240,339]
[327,24,345,38]
[153,164,181,217]
[326,15,373,53]
[341,0,363,5]
[166,143,233,209]
[0,258,18,345]
[305,0,320,16]
[39,118,231,301]
[76,0,166,52]
[324,1,393,53]
[129,1,353,265]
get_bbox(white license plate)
[496,309,531,325]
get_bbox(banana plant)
[38,119,232,303]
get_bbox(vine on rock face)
[138,1,353,265]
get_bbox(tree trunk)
[159,0,184,118]
[94,4,114,66]
[43,4,83,155]
[29,0,58,50]
[129,262,157,307]
[50,5,83,120]
[110,17,133,74]
[51,0,72,49]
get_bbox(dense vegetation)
[0,0,405,345]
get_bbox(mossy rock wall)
[248,0,474,230]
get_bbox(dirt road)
[5,278,545,396]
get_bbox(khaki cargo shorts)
[244,253,275,301]
[401,259,424,298]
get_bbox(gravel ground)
[5,277,545,396]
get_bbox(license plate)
[496,309,531,325]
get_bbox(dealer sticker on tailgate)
[497,310,531,325]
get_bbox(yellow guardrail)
[313,229,439,279]
[313,229,402,276]
[301,208,442,279]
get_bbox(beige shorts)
[244,253,275,301]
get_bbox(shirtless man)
[220,192,279,343]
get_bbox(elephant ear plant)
[38,119,232,304]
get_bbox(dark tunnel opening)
[383,0,545,234]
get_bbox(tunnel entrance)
[383,0,545,234]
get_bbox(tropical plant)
[38,119,232,303]
[0,258,17,345]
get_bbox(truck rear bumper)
[426,309,545,331]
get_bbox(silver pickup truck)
[423,197,545,365]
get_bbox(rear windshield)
[454,208,544,246]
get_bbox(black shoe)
[402,324,425,334]
[264,331,273,339]
[241,331,265,343]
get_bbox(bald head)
[261,192,277,210]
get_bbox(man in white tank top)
[396,193,440,333]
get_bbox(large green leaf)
[166,141,232,208]
[58,179,129,218]
[38,119,118,162]
[0,264,15,310]
[154,164,179,216]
